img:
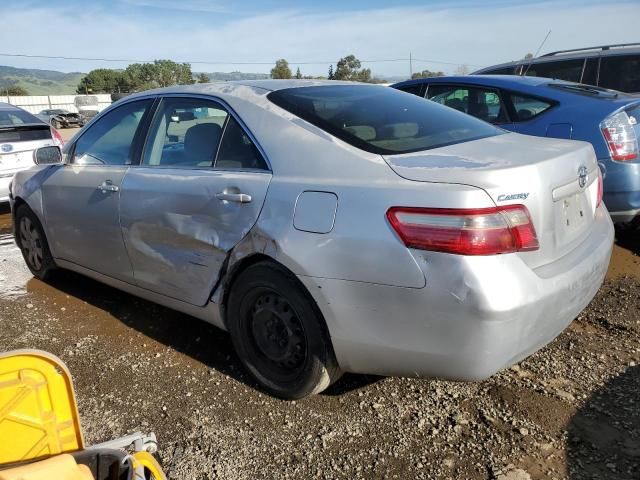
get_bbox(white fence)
[0,94,112,115]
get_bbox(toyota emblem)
[0,144,12,153]
[578,165,588,189]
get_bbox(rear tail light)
[600,111,638,161]
[387,205,539,255]
[51,127,64,146]
[596,168,603,207]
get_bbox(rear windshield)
[0,125,51,142]
[267,85,503,155]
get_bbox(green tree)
[524,52,534,60]
[295,67,302,79]
[196,73,211,83]
[271,59,292,79]
[411,69,444,79]
[334,55,372,82]
[77,68,126,94]
[328,64,334,80]
[3,85,28,96]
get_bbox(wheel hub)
[250,293,305,370]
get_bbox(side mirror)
[33,146,63,165]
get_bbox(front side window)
[73,100,151,165]
[143,98,228,168]
[525,59,584,82]
[268,85,502,155]
[508,94,554,122]
[427,85,508,124]
[598,55,640,93]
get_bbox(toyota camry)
[9,81,613,399]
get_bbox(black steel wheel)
[15,204,56,280]
[227,261,341,399]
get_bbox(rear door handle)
[98,180,119,193]
[216,192,252,203]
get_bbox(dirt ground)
[0,141,639,479]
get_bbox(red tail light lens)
[386,205,539,255]
[51,127,64,146]
[600,111,638,161]
[596,168,603,208]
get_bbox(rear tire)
[15,204,57,280]
[227,261,341,399]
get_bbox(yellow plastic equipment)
[0,350,166,480]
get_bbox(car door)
[42,98,154,281]
[119,96,272,306]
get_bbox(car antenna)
[522,30,552,77]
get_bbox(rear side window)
[508,94,554,122]
[268,85,502,155]
[215,117,268,170]
[598,55,640,93]
[427,85,508,124]
[525,59,584,82]
[143,98,228,168]
[73,100,152,165]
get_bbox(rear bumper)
[300,205,613,379]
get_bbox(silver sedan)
[9,81,614,399]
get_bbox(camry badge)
[578,165,588,189]
[0,144,12,153]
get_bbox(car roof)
[473,44,640,73]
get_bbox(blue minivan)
[392,75,640,226]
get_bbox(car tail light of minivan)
[600,110,638,161]
[51,127,64,146]
[386,205,539,256]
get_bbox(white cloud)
[0,2,638,77]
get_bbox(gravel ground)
[0,183,639,479]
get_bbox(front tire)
[227,261,341,399]
[15,205,57,280]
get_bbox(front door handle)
[216,192,252,203]
[98,180,119,193]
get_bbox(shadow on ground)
[39,269,378,397]
[567,365,640,480]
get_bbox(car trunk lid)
[383,132,600,269]
[0,124,53,174]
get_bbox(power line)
[0,52,484,68]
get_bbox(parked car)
[473,43,640,94]
[10,81,613,399]
[392,75,640,226]
[0,102,63,202]
[37,109,86,129]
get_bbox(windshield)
[268,85,503,155]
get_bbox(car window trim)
[137,93,272,173]
[66,97,157,167]
[424,83,512,124]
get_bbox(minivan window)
[73,100,152,165]
[598,55,640,93]
[268,85,503,155]
[525,59,584,82]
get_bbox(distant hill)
[0,65,85,95]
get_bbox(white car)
[0,102,63,202]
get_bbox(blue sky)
[1,0,639,77]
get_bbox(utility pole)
[409,52,413,78]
